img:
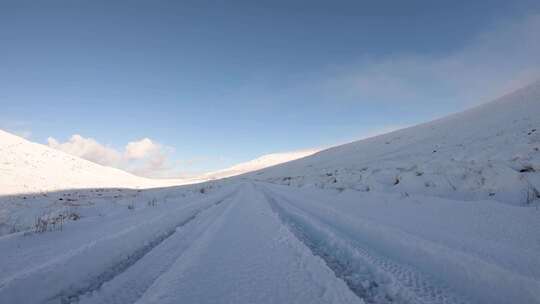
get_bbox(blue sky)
[1,0,540,177]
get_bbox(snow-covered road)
[1,182,539,304]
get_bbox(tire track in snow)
[47,193,235,304]
[262,189,469,304]
[78,193,238,304]
[132,190,246,304]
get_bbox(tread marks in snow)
[50,196,232,304]
[264,192,468,304]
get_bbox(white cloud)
[129,152,171,178]
[125,138,160,160]
[47,135,122,167]
[47,134,176,178]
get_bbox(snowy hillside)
[0,130,191,195]
[249,81,540,205]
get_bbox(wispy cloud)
[47,135,177,178]
[320,14,540,108]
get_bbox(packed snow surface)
[1,81,540,303]
[1,182,538,303]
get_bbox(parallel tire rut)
[264,191,468,304]
[51,196,231,304]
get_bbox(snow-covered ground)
[1,182,538,303]
[1,81,540,303]
[261,182,540,304]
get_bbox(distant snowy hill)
[0,130,189,195]
[248,81,540,205]
[202,149,319,180]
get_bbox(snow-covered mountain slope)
[202,149,319,180]
[248,81,540,205]
[0,130,190,195]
